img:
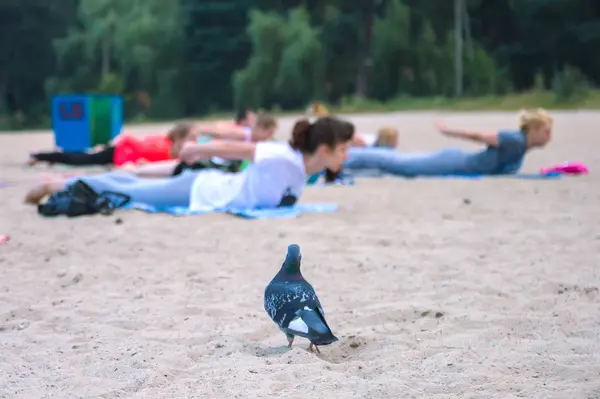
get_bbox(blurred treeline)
[1,0,599,128]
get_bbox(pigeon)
[264,244,338,353]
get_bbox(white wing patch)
[287,317,309,334]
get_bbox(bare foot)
[24,181,50,205]
[26,154,38,167]
[24,176,65,205]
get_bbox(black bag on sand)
[37,180,131,218]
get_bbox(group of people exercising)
[23,105,553,211]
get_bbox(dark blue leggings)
[344,147,473,177]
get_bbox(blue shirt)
[343,130,528,177]
[464,130,527,174]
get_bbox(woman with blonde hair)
[340,108,552,177]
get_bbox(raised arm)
[350,135,368,147]
[435,121,499,146]
[195,122,250,141]
[119,159,180,178]
[179,140,256,164]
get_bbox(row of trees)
[1,0,599,128]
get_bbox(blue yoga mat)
[123,202,338,219]
[332,170,563,184]
[426,172,562,180]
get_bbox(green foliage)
[552,66,590,101]
[182,0,251,114]
[274,8,324,106]
[2,0,600,129]
[371,0,411,99]
[533,71,546,92]
[233,9,286,108]
[234,7,324,109]
[94,73,124,94]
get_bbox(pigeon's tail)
[298,308,338,346]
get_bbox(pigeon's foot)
[307,343,321,354]
[286,334,295,348]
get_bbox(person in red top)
[27,123,197,167]
[112,134,172,166]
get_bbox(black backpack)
[37,180,131,218]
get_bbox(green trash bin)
[90,96,117,147]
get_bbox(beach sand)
[0,111,599,398]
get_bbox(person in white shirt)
[186,112,278,172]
[104,113,278,179]
[25,117,354,210]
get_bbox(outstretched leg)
[25,170,199,208]
[24,172,135,205]
[29,147,116,167]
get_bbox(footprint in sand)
[555,283,599,299]
[321,334,371,364]
[245,324,274,342]
[60,273,83,288]
[354,307,445,327]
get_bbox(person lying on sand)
[305,103,398,148]
[122,112,280,178]
[24,117,354,211]
[196,109,277,143]
[26,108,257,168]
[27,123,198,168]
[325,108,552,180]
[353,126,399,148]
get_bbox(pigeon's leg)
[286,333,295,348]
[307,343,321,354]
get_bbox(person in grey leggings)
[24,170,200,206]
[73,170,199,207]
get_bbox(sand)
[1,111,599,399]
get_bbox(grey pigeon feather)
[264,244,338,353]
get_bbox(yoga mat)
[342,170,563,181]
[123,202,338,219]
[307,171,356,186]
[430,173,563,180]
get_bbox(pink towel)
[540,162,589,175]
